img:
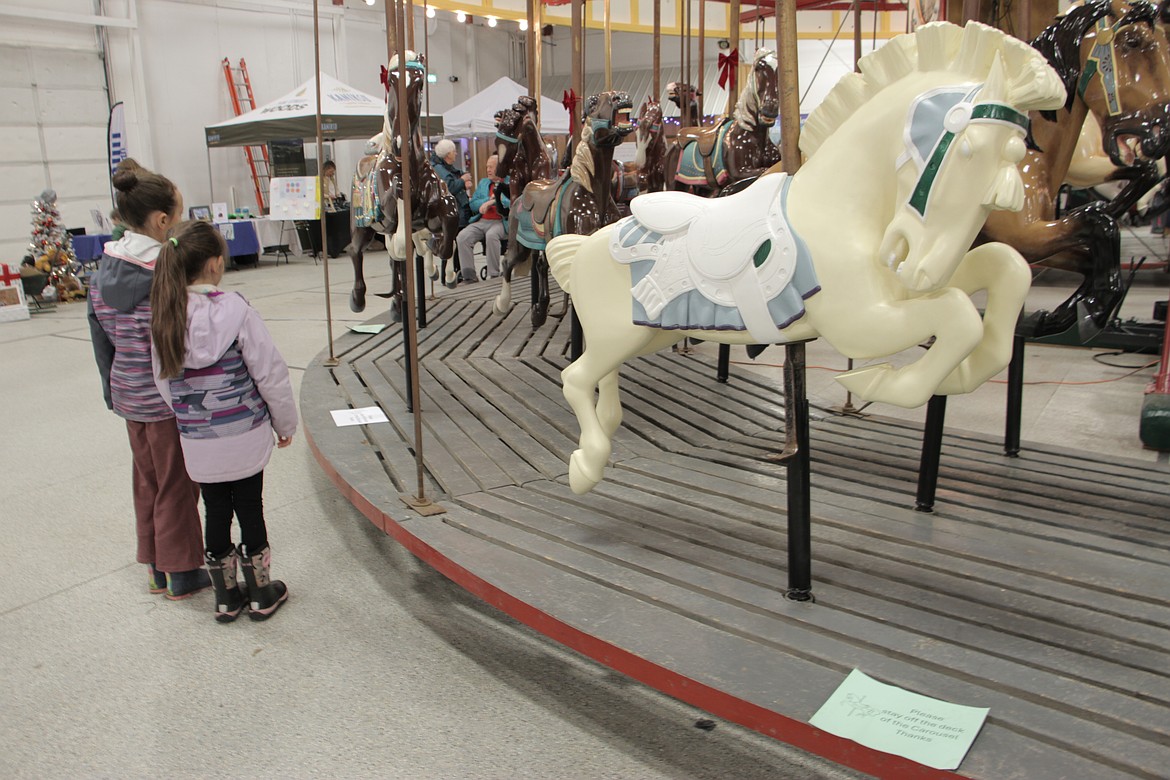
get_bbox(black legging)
[201,470,267,557]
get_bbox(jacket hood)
[96,231,161,312]
[184,288,250,369]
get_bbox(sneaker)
[165,568,212,601]
[147,564,167,595]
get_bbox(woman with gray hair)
[430,139,473,282]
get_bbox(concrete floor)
[1,234,1166,779]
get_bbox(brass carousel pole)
[533,0,543,108]
[775,0,811,600]
[604,0,612,90]
[391,0,437,512]
[406,0,415,51]
[313,0,338,365]
[698,0,705,122]
[854,0,862,71]
[729,0,739,97]
[653,0,661,100]
[571,0,584,147]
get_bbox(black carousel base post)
[915,394,947,513]
[717,344,731,383]
[414,254,427,329]
[570,306,584,362]
[784,343,813,602]
[1004,333,1025,457]
[403,316,414,414]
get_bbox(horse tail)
[546,234,588,295]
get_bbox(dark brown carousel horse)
[346,51,459,320]
[664,50,781,196]
[493,91,635,327]
[980,0,1170,338]
[495,95,552,202]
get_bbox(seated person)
[431,139,474,281]
[321,160,347,212]
[455,154,509,283]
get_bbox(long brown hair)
[112,158,177,230]
[151,221,227,379]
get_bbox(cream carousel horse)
[545,21,1065,494]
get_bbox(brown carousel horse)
[633,97,667,194]
[664,50,781,195]
[980,0,1170,338]
[493,91,636,327]
[666,81,701,127]
[608,99,669,215]
[346,51,459,320]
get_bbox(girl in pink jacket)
[151,221,298,622]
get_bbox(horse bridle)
[1076,4,1160,117]
[905,92,1030,218]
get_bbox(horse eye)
[1004,135,1026,164]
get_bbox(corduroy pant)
[126,419,203,572]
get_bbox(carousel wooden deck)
[303,278,1170,780]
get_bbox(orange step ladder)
[221,57,270,214]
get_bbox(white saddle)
[612,173,804,342]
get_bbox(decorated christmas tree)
[28,189,84,301]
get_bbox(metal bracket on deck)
[399,494,447,516]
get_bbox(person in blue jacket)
[455,154,510,282]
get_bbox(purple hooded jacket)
[154,287,298,484]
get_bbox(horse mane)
[571,122,595,192]
[1032,0,1113,117]
[801,22,1067,158]
[733,49,776,130]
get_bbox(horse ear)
[979,51,1009,104]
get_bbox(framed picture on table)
[188,205,211,221]
[212,202,228,222]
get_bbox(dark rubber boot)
[238,544,288,621]
[165,567,211,601]
[205,548,246,623]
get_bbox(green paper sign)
[809,669,989,770]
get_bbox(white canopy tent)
[441,77,570,137]
[205,73,441,147]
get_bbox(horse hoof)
[429,270,439,282]
[350,292,366,313]
[835,363,893,402]
[568,451,602,495]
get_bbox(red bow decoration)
[380,65,390,95]
[562,89,578,116]
[718,49,740,90]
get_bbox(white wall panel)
[34,50,106,89]
[48,161,111,199]
[0,46,33,85]
[8,128,45,164]
[0,87,37,124]
[5,167,49,205]
[38,88,109,125]
[42,126,109,162]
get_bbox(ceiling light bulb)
[519,19,528,31]
[425,5,435,17]
[487,16,497,27]
[456,10,466,22]
[365,0,375,5]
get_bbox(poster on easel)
[268,177,321,221]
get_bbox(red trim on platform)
[305,425,971,780]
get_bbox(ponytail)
[151,221,228,379]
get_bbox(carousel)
[300,0,1170,777]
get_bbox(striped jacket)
[88,232,174,423]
